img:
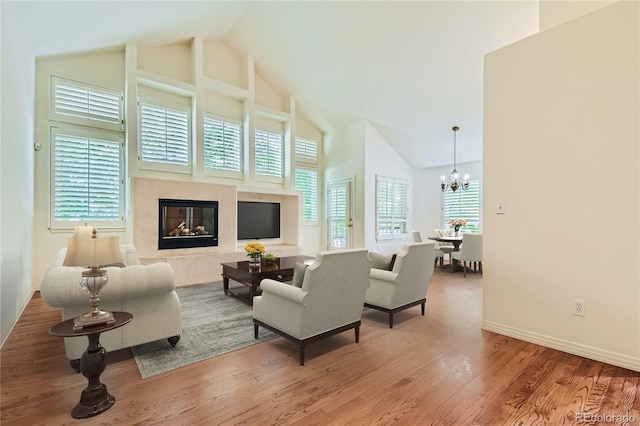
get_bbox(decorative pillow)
[368,252,388,270]
[387,254,398,271]
[291,263,308,288]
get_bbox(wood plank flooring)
[1,271,638,425]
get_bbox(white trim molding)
[482,320,640,373]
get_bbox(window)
[376,176,408,241]
[139,98,191,171]
[50,76,123,130]
[443,180,481,232]
[295,168,318,223]
[294,137,318,163]
[204,115,242,177]
[51,127,124,229]
[294,137,319,224]
[254,128,283,178]
[328,179,352,249]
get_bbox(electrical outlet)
[572,299,585,316]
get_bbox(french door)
[327,178,353,250]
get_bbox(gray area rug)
[131,282,277,379]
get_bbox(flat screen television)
[237,201,281,240]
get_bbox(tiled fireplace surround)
[132,177,300,286]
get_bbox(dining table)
[428,235,464,272]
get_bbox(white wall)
[324,120,365,249]
[364,121,414,255]
[0,3,36,346]
[483,1,639,371]
[539,0,615,30]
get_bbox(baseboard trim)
[482,320,640,372]
[0,289,35,350]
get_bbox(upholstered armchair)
[365,241,436,328]
[41,245,182,369]
[451,233,483,277]
[253,248,371,365]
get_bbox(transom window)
[50,76,123,131]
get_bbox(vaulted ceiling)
[10,1,539,169]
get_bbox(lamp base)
[73,310,115,330]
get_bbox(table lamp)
[63,226,121,330]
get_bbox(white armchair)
[365,242,436,328]
[41,245,182,369]
[451,233,483,277]
[253,248,371,365]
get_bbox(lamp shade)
[63,236,121,268]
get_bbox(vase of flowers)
[448,218,467,236]
[244,242,265,266]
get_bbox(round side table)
[50,311,132,419]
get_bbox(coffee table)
[221,255,313,305]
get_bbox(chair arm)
[260,279,308,306]
[369,268,398,283]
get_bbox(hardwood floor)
[1,270,638,425]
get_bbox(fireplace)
[158,199,219,250]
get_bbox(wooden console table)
[49,311,132,419]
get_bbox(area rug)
[131,282,277,379]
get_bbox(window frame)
[442,179,481,233]
[49,75,124,131]
[295,166,319,225]
[375,175,409,241]
[203,112,243,180]
[254,126,284,184]
[137,96,192,174]
[50,125,125,231]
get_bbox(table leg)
[223,276,229,295]
[72,332,115,419]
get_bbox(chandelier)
[440,126,469,192]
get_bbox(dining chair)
[433,229,455,270]
[451,233,483,277]
[412,230,444,269]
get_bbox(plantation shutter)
[51,76,123,130]
[139,101,190,166]
[376,176,408,240]
[295,137,318,163]
[328,181,350,249]
[295,168,318,222]
[443,180,481,233]
[52,130,123,223]
[254,128,283,177]
[204,116,242,172]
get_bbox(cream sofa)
[41,245,182,367]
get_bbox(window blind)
[328,182,349,249]
[53,131,123,223]
[295,168,318,222]
[376,176,408,240]
[295,137,318,163]
[443,180,481,232]
[139,101,190,166]
[51,76,123,129]
[254,128,283,177]
[204,116,242,172]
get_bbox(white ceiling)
[10,1,539,169]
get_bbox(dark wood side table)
[49,311,132,419]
